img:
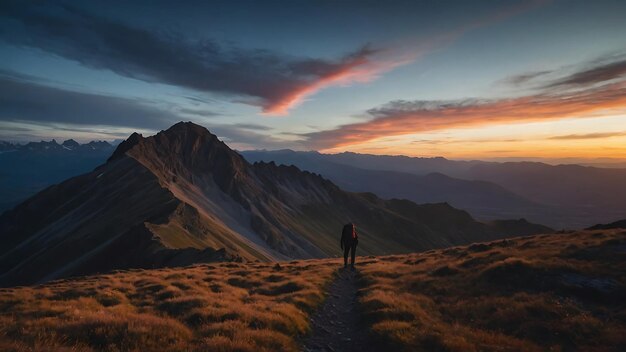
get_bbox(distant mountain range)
[241,150,626,228]
[242,150,545,223]
[0,139,117,212]
[0,139,118,153]
[2,137,625,229]
[0,122,550,286]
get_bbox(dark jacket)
[340,223,358,249]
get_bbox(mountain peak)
[62,139,80,148]
[110,122,215,161]
[167,121,209,133]
[158,121,224,148]
[108,122,249,195]
[108,132,144,162]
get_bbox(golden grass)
[355,229,626,351]
[0,260,337,351]
[1,229,624,351]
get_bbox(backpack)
[342,223,358,241]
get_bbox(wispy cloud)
[548,131,626,140]
[0,74,178,130]
[0,71,295,147]
[546,58,626,88]
[232,123,272,131]
[204,124,292,150]
[500,70,552,85]
[500,53,626,89]
[259,46,411,115]
[304,55,626,149]
[178,108,222,118]
[0,120,155,142]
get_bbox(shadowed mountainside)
[241,150,626,228]
[241,150,547,223]
[0,122,550,287]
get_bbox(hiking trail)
[302,267,373,352]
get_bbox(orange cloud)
[262,0,547,115]
[262,53,411,115]
[304,81,626,149]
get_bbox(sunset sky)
[1,0,626,161]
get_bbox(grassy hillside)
[1,229,624,351]
[358,229,626,351]
[0,261,336,351]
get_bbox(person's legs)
[343,245,350,267]
[350,242,357,267]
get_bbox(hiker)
[340,222,358,269]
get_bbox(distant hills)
[0,122,550,286]
[587,218,626,230]
[242,150,544,223]
[242,150,626,228]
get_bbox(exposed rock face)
[0,122,551,286]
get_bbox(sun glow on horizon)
[319,114,626,160]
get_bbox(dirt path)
[302,267,373,352]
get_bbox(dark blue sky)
[1,0,625,160]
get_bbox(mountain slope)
[0,122,550,286]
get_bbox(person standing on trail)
[340,222,358,269]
